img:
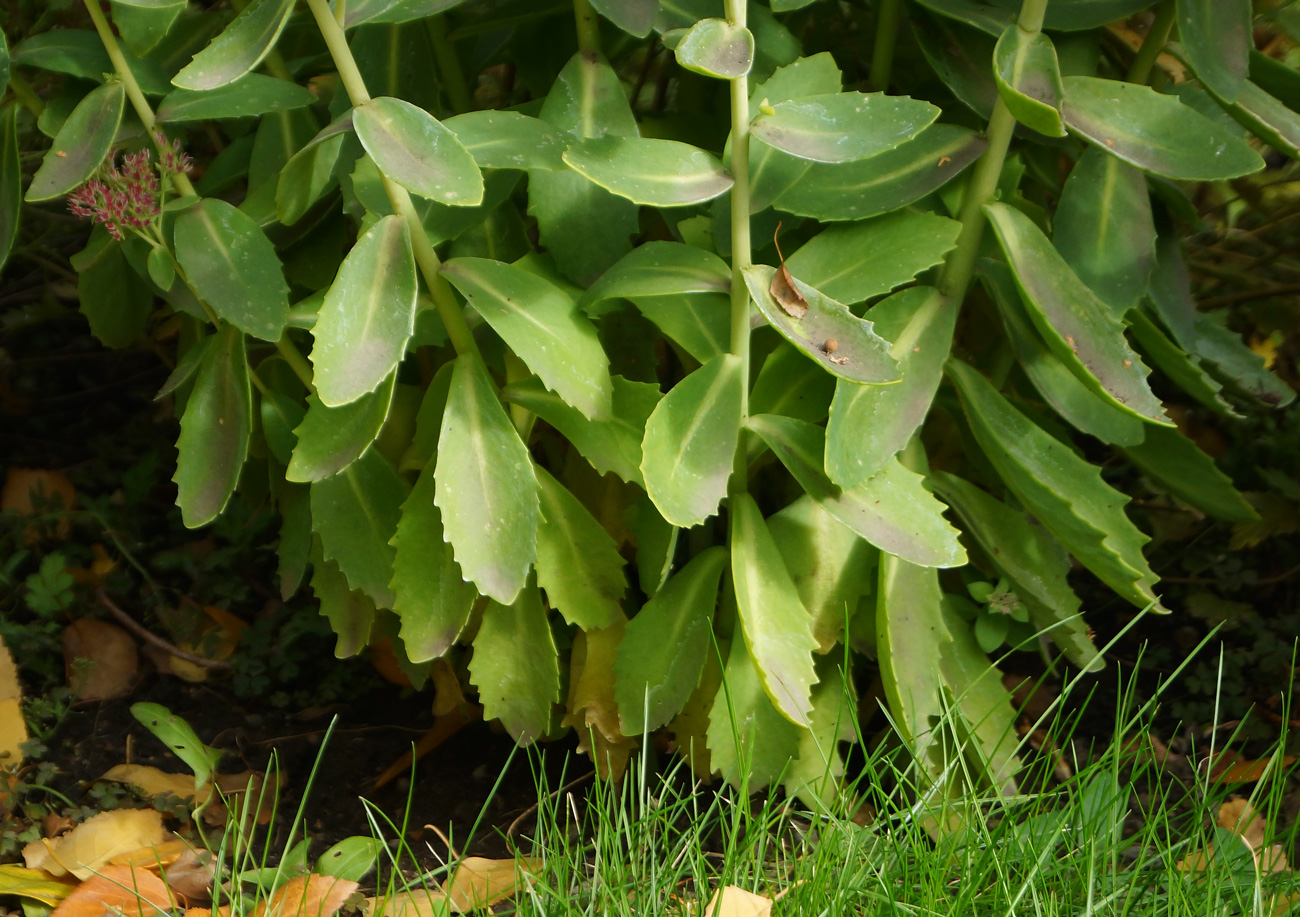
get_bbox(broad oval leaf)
[750,343,835,426]
[277,132,347,226]
[354,97,484,206]
[775,124,986,222]
[434,355,540,605]
[344,0,470,27]
[287,373,397,483]
[675,18,754,79]
[751,92,938,164]
[441,258,613,421]
[785,210,960,305]
[173,198,289,341]
[825,287,955,487]
[984,202,1168,425]
[591,0,659,37]
[1121,424,1259,524]
[311,215,417,407]
[743,264,900,385]
[615,546,726,735]
[1176,0,1250,103]
[730,492,820,727]
[468,581,560,745]
[27,81,124,202]
[534,466,626,631]
[172,0,294,90]
[947,358,1163,610]
[640,354,743,528]
[173,326,251,528]
[915,15,998,120]
[992,25,1065,137]
[912,0,1012,35]
[13,31,169,95]
[747,413,966,568]
[632,293,731,363]
[1052,146,1156,318]
[443,110,565,171]
[1060,76,1264,181]
[109,0,187,56]
[0,105,17,273]
[581,242,731,308]
[157,74,316,122]
[77,238,152,350]
[563,137,733,207]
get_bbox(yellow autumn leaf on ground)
[364,857,543,916]
[49,864,174,917]
[253,874,358,917]
[562,619,635,780]
[23,809,168,879]
[165,606,248,683]
[0,864,76,906]
[0,633,27,768]
[107,838,192,869]
[704,885,772,917]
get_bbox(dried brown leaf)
[770,224,807,319]
[63,619,138,701]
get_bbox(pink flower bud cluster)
[66,132,193,241]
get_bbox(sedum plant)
[2,0,1295,814]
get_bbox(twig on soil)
[97,589,232,670]
[505,770,596,840]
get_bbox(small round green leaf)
[354,96,483,206]
[27,81,124,202]
[993,25,1066,137]
[751,92,938,164]
[675,18,754,79]
[109,0,187,56]
[563,137,734,207]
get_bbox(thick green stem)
[305,0,483,364]
[83,0,196,198]
[1126,1,1176,84]
[574,0,601,55]
[427,15,474,114]
[275,337,317,391]
[7,72,44,117]
[868,0,904,91]
[725,0,751,493]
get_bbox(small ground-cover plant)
[3,0,1299,811]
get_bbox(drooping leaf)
[534,467,626,631]
[929,472,1101,671]
[1176,0,1251,103]
[992,24,1065,136]
[1249,49,1300,111]
[343,0,471,27]
[501,375,659,486]
[751,92,938,164]
[1121,425,1259,524]
[581,242,730,308]
[631,493,677,596]
[443,110,565,171]
[173,325,251,528]
[1052,146,1156,318]
[1192,317,1296,408]
[564,616,635,780]
[157,74,316,122]
[705,626,804,790]
[435,356,539,605]
[310,448,408,608]
[26,81,124,202]
[441,258,613,421]
[1060,76,1264,181]
[1211,80,1300,162]
[640,354,743,528]
[632,294,731,363]
[947,358,1163,610]
[674,18,754,79]
[767,496,877,654]
[747,414,966,568]
[310,542,377,658]
[615,546,725,734]
[173,198,290,341]
[743,264,900,384]
[389,470,477,663]
[276,480,311,600]
[310,215,417,407]
[1127,309,1240,419]
[786,211,960,306]
[590,0,660,37]
[563,137,733,207]
[825,287,956,487]
[980,260,1146,445]
[984,201,1167,425]
[76,237,153,350]
[354,96,484,206]
[109,0,186,56]
[774,124,986,222]
[914,15,999,119]
[172,0,295,90]
[287,373,397,483]
[0,105,18,273]
[468,580,560,744]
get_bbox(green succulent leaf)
[354,97,484,207]
[157,74,316,122]
[750,343,836,426]
[130,703,221,789]
[1121,425,1259,524]
[675,18,754,79]
[76,236,153,351]
[0,105,18,273]
[109,0,186,56]
[992,24,1065,137]
[534,466,626,631]
[277,132,347,227]
[751,92,938,164]
[590,0,660,37]
[581,242,731,308]
[1176,0,1251,103]
[27,81,125,202]
[615,546,726,735]
[938,607,1020,795]
[1210,80,1300,162]
[563,137,733,207]
[640,354,743,528]
[287,373,396,483]
[172,0,295,90]
[1127,310,1240,419]
[1192,318,1296,408]
[469,580,560,745]
[911,0,1011,35]
[310,541,377,658]
[173,326,252,529]
[443,110,566,171]
[1060,76,1264,181]
[434,356,540,605]
[987,0,1152,30]
[343,0,471,27]
[441,257,613,421]
[784,657,856,811]
[984,201,1167,425]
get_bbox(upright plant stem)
[574,0,601,55]
[725,0,752,492]
[937,0,1050,304]
[869,0,904,91]
[1126,1,1175,84]
[427,15,474,114]
[305,0,483,364]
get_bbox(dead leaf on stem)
[769,223,807,319]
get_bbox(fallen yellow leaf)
[444,856,542,912]
[24,809,168,879]
[253,874,358,917]
[0,864,77,905]
[0,633,27,768]
[704,885,772,917]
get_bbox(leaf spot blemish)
[823,338,838,354]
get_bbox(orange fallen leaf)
[1210,751,1297,784]
[704,885,772,917]
[254,874,358,917]
[769,223,807,319]
[49,864,174,917]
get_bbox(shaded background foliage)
[0,0,1298,820]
